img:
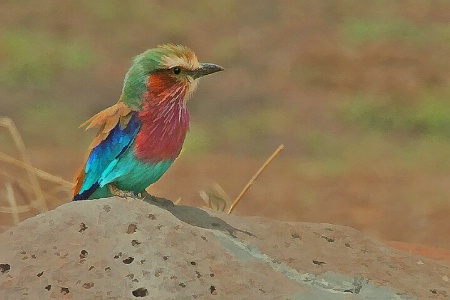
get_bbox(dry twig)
[0,170,62,215]
[0,152,72,187]
[4,182,20,224]
[0,117,48,212]
[199,182,230,212]
[228,144,284,214]
[199,189,227,212]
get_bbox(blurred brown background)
[1,0,449,249]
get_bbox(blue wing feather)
[73,113,141,200]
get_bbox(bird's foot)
[108,184,138,200]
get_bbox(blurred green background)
[1,0,449,248]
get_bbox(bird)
[73,44,223,201]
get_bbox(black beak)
[192,63,224,79]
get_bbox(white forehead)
[161,54,200,70]
[158,44,200,70]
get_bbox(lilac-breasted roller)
[73,44,223,200]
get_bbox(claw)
[108,184,137,199]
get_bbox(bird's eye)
[172,67,182,75]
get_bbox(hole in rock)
[80,250,88,259]
[132,287,148,297]
[291,233,301,239]
[312,260,326,266]
[210,285,216,294]
[79,223,88,233]
[123,257,134,264]
[321,236,334,243]
[127,224,137,234]
[0,264,11,273]
[83,282,94,289]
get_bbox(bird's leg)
[108,183,137,199]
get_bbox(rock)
[0,197,449,299]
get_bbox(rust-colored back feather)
[73,102,134,195]
[80,102,134,148]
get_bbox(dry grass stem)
[0,152,72,187]
[212,182,231,204]
[199,189,227,212]
[0,173,56,214]
[0,117,48,211]
[4,182,20,224]
[47,186,73,198]
[1,117,73,221]
[0,192,56,214]
[228,144,284,214]
[0,205,31,214]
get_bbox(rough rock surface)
[0,197,449,299]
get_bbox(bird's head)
[120,44,223,109]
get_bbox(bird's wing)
[73,102,141,200]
